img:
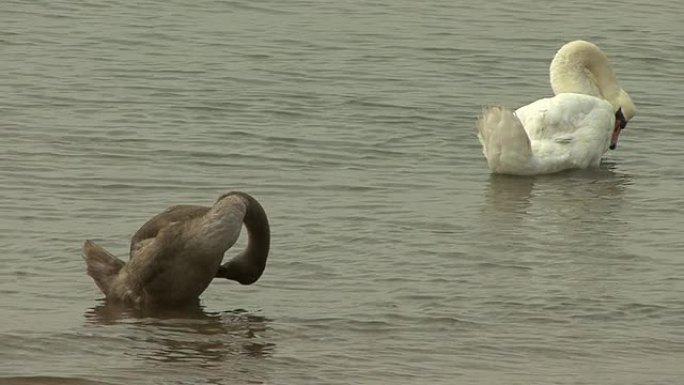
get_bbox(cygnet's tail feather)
[477,106,532,174]
[82,240,125,296]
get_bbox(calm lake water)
[1,0,684,384]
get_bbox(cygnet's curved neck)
[549,40,621,102]
[216,191,270,285]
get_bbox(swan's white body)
[477,40,636,176]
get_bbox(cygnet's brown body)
[82,191,270,306]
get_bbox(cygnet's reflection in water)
[84,300,274,365]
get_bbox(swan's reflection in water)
[479,164,633,253]
[84,300,274,366]
[484,164,632,219]
[482,173,536,216]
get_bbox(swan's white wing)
[515,93,615,172]
[517,93,611,139]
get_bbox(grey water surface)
[1,0,684,384]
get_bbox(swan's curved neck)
[549,40,621,102]
[240,192,270,275]
[219,191,270,285]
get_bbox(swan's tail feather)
[82,240,125,296]
[477,106,532,174]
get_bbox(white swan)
[477,40,636,175]
[82,191,270,307]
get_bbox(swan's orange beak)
[609,120,621,150]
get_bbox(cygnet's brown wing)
[129,205,210,258]
[126,198,247,302]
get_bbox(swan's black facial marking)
[609,108,627,150]
[615,107,627,130]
